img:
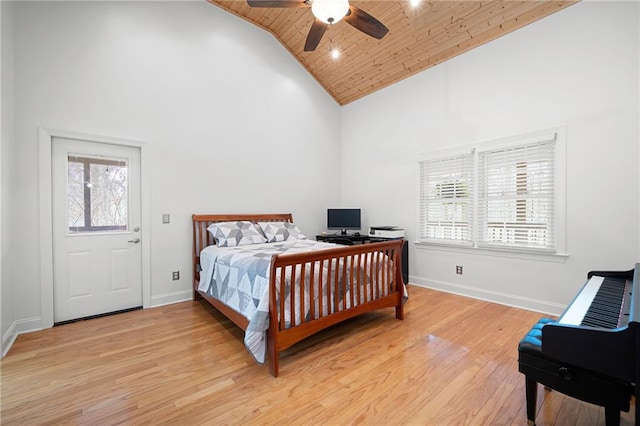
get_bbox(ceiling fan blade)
[344,5,389,40]
[247,0,308,7]
[304,19,327,52]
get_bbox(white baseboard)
[409,276,565,317]
[2,316,43,358]
[150,290,192,308]
[1,293,192,358]
[2,321,17,358]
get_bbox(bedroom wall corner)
[1,0,17,357]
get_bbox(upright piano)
[518,263,639,426]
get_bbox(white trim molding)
[150,290,193,308]
[2,316,42,358]
[409,276,566,317]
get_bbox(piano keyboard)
[559,275,630,328]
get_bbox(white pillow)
[207,221,267,247]
[258,221,307,243]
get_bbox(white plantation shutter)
[419,152,473,245]
[477,135,556,251]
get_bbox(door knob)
[128,238,140,243]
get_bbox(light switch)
[162,214,170,224]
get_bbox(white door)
[52,137,142,323]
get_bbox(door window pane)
[67,155,128,233]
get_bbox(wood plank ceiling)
[207,0,578,105]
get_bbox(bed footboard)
[267,239,405,376]
[192,214,406,377]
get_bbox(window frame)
[66,154,130,234]
[418,149,475,247]
[417,127,567,258]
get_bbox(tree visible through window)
[67,155,128,233]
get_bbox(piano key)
[558,276,628,328]
[559,276,603,325]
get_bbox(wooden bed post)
[268,258,280,377]
[192,215,199,301]
[395,297,404,320]
[267,325,279,377]
[395,241,406,320]
[192,214,204,301]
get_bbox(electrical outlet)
[456,265,463,275]
[162,214,170,224]
[172,271,180,281]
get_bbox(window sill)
[414,241,569,263]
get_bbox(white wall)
[9,1,342,331]
[1,1,16,355]
[4,0,639,350]
[342,1,640,314]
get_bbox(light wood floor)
[1,286,635,425]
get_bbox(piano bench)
[518,318,633,426]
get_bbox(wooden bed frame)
[192,213,405,376]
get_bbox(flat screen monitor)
[327,208,361,235]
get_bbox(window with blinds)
[419,152,474,245]
[418,130,561,254]
[478,137,556,251]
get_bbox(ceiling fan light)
[311,0,349,24]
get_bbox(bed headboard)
[192,213,294,285]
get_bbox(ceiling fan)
[246,0,389,52]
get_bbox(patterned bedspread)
[198,239,402,364]
[198,239,337,363]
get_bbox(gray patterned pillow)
[207,221,267,247]
[258,221,307,243]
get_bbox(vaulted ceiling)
[207,0,577,105]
